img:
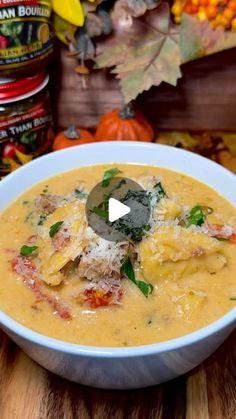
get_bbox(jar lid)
[0,73,48,100]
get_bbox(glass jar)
[0,72,54,178]
[0,0,53,76]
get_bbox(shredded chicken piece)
[52,228,71,252]
[35,193,66,216]
[204,223,234,239]
[11,256,72,320]
[26,235,38,245]
[78,239,130,282]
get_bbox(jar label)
[0,1,39,7]
[0,89,54,176]
[0,0,53,69]
[0,103,51,140]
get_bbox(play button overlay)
[85,177,151,242]
[108,198,131,222]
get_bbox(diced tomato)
[2,143,16,158]
[11,255,72,320]
[2,143,27,158]
[206,224,235,241]
[26,235,38,245]
[229,234,236,244]
[41,293,72,320]
[12,256,40,293]
[83,289,114,308]
[15,144,27,154]
[78,286,123,308]
[52,228,70,251]
[211,224,222,232]
[0,35,8,49]
[12,255,37,277]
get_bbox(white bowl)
[0,142,235,389]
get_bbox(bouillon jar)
[0,0,53,75]
[0,72,53,177]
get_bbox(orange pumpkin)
[52,125,94,151]
[95,105,154,142]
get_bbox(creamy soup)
[0,164,236,347]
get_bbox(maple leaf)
[95,2,182,103]
[180,13,236,63]
[112,0,161,30]
[156,132,198,148]
[217,134,236,155]
[86,10,112,38]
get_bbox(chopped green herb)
[112,178,126,192]
[187,205,213,227]
[38,215,46,226]
[75,189,88,199]
[102,168,121,187]
[97,179,126,213]
[22,200,29,206]
[20,131,37,150]
[121,254,153,298]
[91,191,109,221]
[24,212,38,227]
[20,245,38,256]
[91,180,126,222]
[91,188,151,241]
[144,224,151,232]
[230,296,236,301]
[154,181,167,201]
[43,186,49,194]
[113,190,151,241]
[49,221,64,238]
[91,207,108,220]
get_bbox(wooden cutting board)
[0,329,235,419]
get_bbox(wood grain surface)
[0,329,235,419]
[52,46,236,132]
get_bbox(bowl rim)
[1,307,235,357]
[0,141,235,358]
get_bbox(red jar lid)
[0,73,47,100]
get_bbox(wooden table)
[0,329,235,419]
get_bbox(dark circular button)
[86,177,151,242]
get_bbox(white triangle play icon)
[108,198,131,223]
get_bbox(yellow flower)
[52,0,95,27]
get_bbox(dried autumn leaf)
[113,0,161,29]
[218,133,236,155]
[193,134,213,151]
[95,3,182,103]
[86,10,112,38]
[156,132,198,148]
[218,150,236,174]
[180,14,236,63]
[86,12,105,37]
